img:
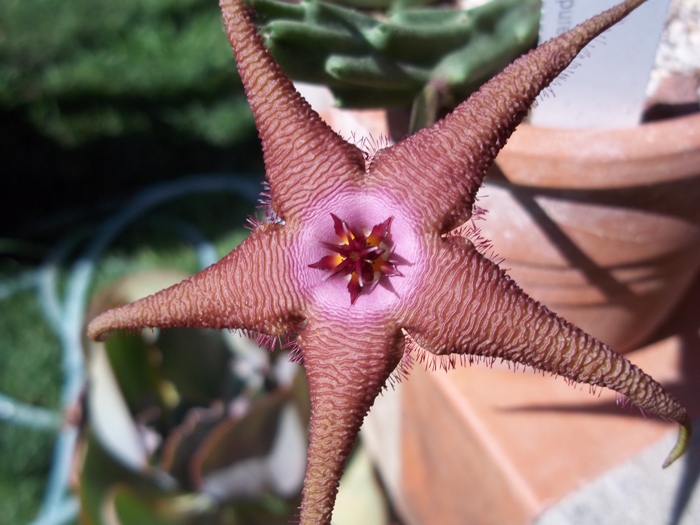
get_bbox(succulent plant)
[249,0,540,121]
[78,271,309,525]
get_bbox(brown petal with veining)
[402,236,691,466]
[219,0,367,221]
[296,317,403,524]
[370,0,646,234]
[87,226,303,341]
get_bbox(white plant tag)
[530,0,670,129]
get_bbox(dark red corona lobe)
[310,214,401,304]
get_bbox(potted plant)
[244,0,700,522]
[84,1,696,524]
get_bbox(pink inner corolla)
[308,213,402,304]
[293,190,427,316]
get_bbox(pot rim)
[498,112,700,189]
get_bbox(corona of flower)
[309,214,401,304]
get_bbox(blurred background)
[1,1,270,523]
[1,0,263,239]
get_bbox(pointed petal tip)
[87,308,125,342]
[662,420,692,468]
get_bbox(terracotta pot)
[479,112,700,352]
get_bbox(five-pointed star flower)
[88,0,691,523]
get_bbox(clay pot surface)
[479,112,700,352]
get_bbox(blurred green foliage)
[0,0,254,146]
[0,287,63,525]
[1,0,262,239]
[250,0,539,125]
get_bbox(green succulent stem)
[248,0,540,115]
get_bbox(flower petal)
[220,0,367,220]
[401,236,691,467]
[87,226,304,341]
[296,318,402,523]
[369,0,647,234]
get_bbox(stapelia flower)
[88,0,691,523]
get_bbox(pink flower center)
[309,213,402,304]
